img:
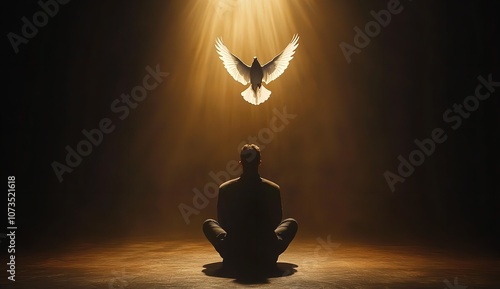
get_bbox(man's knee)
[203,218,217,228]
[275,218,298,242]
[283,218,298,226]
[283,218,298,233]
[203,219,226,241]
[203,219,217,234]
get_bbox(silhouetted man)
[203,144,298,274]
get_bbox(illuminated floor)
[5,238,499,288]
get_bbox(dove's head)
[252,57,260,66]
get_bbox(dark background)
[2,0,499,255]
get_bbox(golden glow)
[135,0,358,227]
[178,0,317,111]
[150,0,328,185]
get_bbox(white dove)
[215,34,299,105]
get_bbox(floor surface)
[1,238,498,288]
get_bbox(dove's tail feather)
[241,85,272,105]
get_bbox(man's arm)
[217,185,226,228]
[272,186,283,227]
[261,180,282,229]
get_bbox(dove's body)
[244,58,270,105]
[216,35,299,105]
[250,58,263,92]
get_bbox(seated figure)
[203,144,298,274]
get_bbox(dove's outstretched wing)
[262,34,299,84]
[215,38,251,85]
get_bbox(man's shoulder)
[219,178,240,189]
[219,177,280,190]
[260,178,280,190]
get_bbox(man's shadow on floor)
[202,262,298,284]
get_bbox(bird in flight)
[215,34,299,105]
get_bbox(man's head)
[239,144,261,172]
